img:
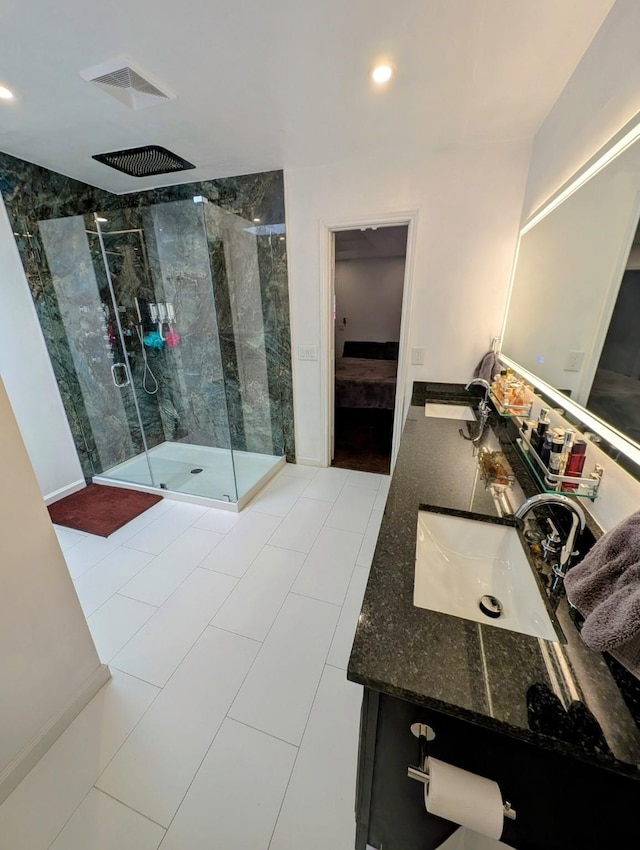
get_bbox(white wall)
[523,0,640,218]
[0,377,106,802]
[0,196,84,500]
[285,140,532,464]
[334,257,404,358]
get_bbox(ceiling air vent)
[80,55,175,110]
[92,146,196,178]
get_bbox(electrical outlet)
[411,347,425,365]
[564,350,585,372]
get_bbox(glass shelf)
[516,436,603,500]
[489,389,533,419]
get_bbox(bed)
[335,356,398,410]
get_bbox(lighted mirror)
[502,122,640,452]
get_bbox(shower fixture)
[93,145,195,178]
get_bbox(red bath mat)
[48,483,163,537]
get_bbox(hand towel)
[473,351,499,384]
[565,510,640,654]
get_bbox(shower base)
[93,441,285,511]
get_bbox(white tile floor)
[0,464,387,850]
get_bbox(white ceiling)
[0,0,616,194]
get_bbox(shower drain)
[190,468,204,474]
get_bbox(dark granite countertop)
[347,383,640,779]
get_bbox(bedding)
[335,357,397,409]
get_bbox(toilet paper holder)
[407,723,516,822]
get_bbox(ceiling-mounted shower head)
[92,145,195,178]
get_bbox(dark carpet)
[48,483,163,537]
[331,407,392,475]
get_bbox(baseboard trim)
[294,456,324,468]
[0,664,111,805]
[44,479,86,506]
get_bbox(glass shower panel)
[37,213,154,485]
[203,205,286,497]
[94,200,238,503]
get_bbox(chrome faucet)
[514,493,586,591]
[465,377,491,393]
[462,378,491,441]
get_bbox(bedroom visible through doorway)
[332,225,408,474]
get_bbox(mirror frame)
[500,112,640,478]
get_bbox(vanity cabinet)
[348,385,640,850]
[356,687,639,850]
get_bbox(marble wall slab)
[0,150,295,484]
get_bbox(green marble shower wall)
[0,150,295,479]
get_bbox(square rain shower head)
[92,145,196,178]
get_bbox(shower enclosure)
[37,195,288,508]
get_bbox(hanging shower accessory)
[135,297,160,394]
[143,302,165,350]
[165,302,181,348]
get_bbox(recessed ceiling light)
[371,64,393,84]
[253,217,261,223]
[0,85,15,100]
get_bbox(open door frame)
[319,210,419,471]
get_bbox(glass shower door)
[92,201,239,502]
[37,212,155,486]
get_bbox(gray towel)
[565,510,640,654]
[473,351,499,384]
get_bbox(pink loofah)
[165,323,181,348]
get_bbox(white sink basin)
[415,509,559,642]
[425,403,476,421]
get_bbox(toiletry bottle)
[539,432,553,467]
[548,433,565,476]
[531,408,550,452]
[562,440,587,491]
[559,429,575,474]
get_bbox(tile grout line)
[105,665,165,690]
[206,623,263,645]
[223,716,302,750]
[108,565,237,672]
[94,574,241,803]
[45,783,96,849]
[264,520,360,849]
[266,660,335,850]
[88,787,168,831]
[153,608,296,843]
[86,590,159,628]
[288,590,343,609]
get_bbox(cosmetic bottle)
[548,433,565,475]
[560,429,575,473]
[531,408,550,452]
[562,440,587,491]
[539,432,553,467]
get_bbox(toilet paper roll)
[424,757,504,840]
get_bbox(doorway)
[331,225,408,474]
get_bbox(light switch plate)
[298,345,318,361]
[411,347,425,365]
